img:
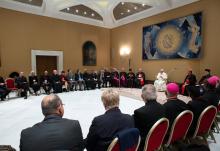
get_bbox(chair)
[107,128,141,151]
[192,105,217,143]
[0,145,16,151]
[164,110,193,148]
[213,103,220,133]
[143,118,169,151]
[5,78,19,98]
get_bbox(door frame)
[31,50,63,74]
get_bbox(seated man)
[51,70,62,93]
[75,69,85,91]
[0,76,10,101]
[187,86,209,135]
[67,69,76,91]
[163,83,189,129]
[91,70,101,89]
[15,72,29,99]
[127,68,135,88]
[133,84,165,151]
[181,70,197,96]
[154,69,168,91]
[86,89,134,151]
[111,68,120,87]
[20,94,84,151]
[120,68,127,87]
[83,69,93,90]
[103,68,111,87]
[99,69,105,88]
[60,71,68,92]
[40,71,52,94]
[201,76,220,107]
[135,68,146,88]
[199,69,211,85]
[29,71,40,95]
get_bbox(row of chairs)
[108,105,218,151]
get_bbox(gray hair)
[41,94,62,116]
[142,84,157,102]
[101,89,119,110]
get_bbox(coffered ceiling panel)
[61,4,103,21]
[13,0,43,7]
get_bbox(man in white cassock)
[154,69,168,91]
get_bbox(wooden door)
[36,56,57,76]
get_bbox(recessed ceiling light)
[142,3,146,7]
[134,6,137,10]
[67,7,70,11]
[91,13,95,17]
[121,2,124,5]
[84,11,87,15]
[29,0,32,2]
[127,9,130,13]
[121,12,124,15]
[76,9,79,13]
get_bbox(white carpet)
[0,89,219,151]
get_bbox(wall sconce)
[120,46,131,69]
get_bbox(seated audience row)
[19,75,220,151]
[0,67,146,100]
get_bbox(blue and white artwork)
[142,12,202,60]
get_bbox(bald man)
[20,95,84,151]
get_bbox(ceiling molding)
[0,0,200,29]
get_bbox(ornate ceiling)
[0,0,199,28]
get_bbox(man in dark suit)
[15,72,29,99]
[20,94,84,151]
[133,84,165,151]
[28,71,40,95]
[163,83,189,129]
[187,86,209,135]
[182,70,197,96]
[86,89,134,151]
[51,70,62,93]
[40,70,52,94]
[0,76,11,101]
[201,76,220,107]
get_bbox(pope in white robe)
[154,69,168,91]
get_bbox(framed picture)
[143,12,202,60]
[83,41,97,66]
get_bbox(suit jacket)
[86,107,134,151]
[184,74,197,85]
[28,76,39,86]
[163,98,189,128]
[187,98,209,135]
[20,115,84,151]
[201,90,220,107]
[75,73,84,81]
[51,74,61,84]
[133,100,165,151]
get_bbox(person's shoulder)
[21,122,42,136]
[92,114,106,122]
[134,105,146,114]
[61,118,80,125]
